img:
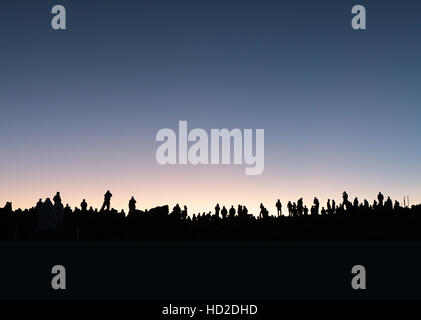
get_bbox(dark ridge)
[0,191,420,240]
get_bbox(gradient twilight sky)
[0,0,420,214]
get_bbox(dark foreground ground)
[1,204,421,240]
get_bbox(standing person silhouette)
[80,199,88,212]
[385,196,393,210]
[276,199,282,217]
[215,204,220,218]
[53,192,62,206]
[129,196,136,213]
[297,198,303,216]
[287,201,292,217]
[313,197,320,215]
[238,205,243,217]
[229,205,236,217]
[342,192,348,204]
[377,192,384,207]
[292,202,297,217]
[353,197,359,208]
[101,190,113,212]
[221,206,228,219]
[53,192,64,230]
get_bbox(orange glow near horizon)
[2,159,419,215]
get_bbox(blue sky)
[0,0,420,212]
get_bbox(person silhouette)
[373,200,378,209]
[221,206,227,219]
[259,203,269,219]
[313,197,320,215]
[292,202,297,217]
[242,206,248,216]
[215,204,220,217]
[276,199,282,217]
[101,190,113,212]
[238,205,243,217]
[385,196,393,210]
[342,191,353,210]
[53,192,62,206]
[377,192,384,207]
[353,197,359,208]
[37,198,57,234]
[229,205,236,218]
[342,192,348,204]
[287,201,292,217]
[53,193,64,228]
[297,198,303,216]
[303,205,309,216]
[332,200,336,214]
[129,197,137,213]
[81,199,88,212]
[172,203,181,218]
[36,198,43,209]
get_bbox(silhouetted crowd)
[0,190,420,240]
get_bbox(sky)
[0,0,420,214]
